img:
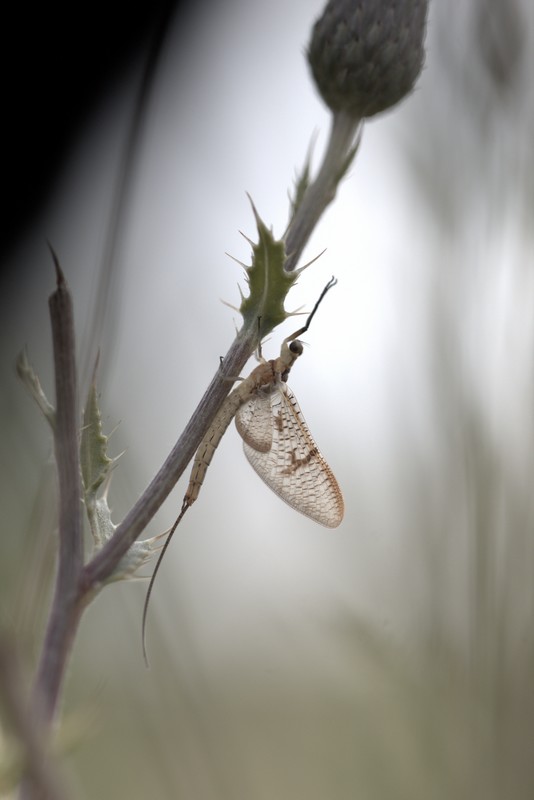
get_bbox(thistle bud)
[308,0,428,119]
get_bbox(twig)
[19,255,83,799]
[33,253,84,722]
[0,639,68,800]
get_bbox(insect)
[142,277,343,661]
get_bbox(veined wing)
[235,383,344,528]
[235,387,273,453]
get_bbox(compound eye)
[289,340,303,355]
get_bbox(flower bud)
[308,0,428,118]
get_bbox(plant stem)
[20,257,84,800]
[284,110,362,272]
[35,256,84,723]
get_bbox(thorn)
[225,251,248,269]
[238,230,255,248]
[47,241,65,287]
[245,191,258,220]
[220,298,240,312]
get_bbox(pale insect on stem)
[142,277,341,664]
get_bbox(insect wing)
[236,383,344,528]
[235,387,273,452]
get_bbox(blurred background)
[1,0,534,797]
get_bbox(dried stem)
[34,254,84,722]
[19,256,84,800]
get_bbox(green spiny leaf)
[81,381,113,500]
[110,529,167,584]
[287,144,314,229]
[81,380,118,557]
[80,383,165,584]
[237,198,299,341]
[87,488,165,585]
[89,494,115,550]
[16,348,55,428]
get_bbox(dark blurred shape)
[475,0,525,95]
[0,0,187,261]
